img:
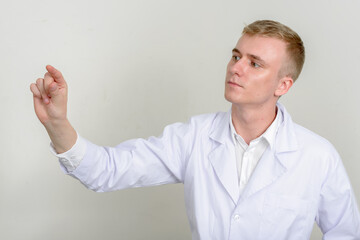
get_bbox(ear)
[275,76,293,97]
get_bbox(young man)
[30,20,360,239]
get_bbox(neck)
[231,103,277,144]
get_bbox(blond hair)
[243,20,305,81]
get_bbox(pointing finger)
[46,65,66,85]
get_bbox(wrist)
[44,119,77,154]
[43,117,69,130]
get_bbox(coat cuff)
[49,132,87,173]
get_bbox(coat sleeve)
[65,120,193,192]
[315,150,360,239]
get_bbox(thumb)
[48,82,67,108]
[48,82,59,96]
[48,82,64,105]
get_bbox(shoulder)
[278,103,338,156]
[161,111,227,137]
[188,111,227,127]
[293,123,337,154]
[187,111,230,136]
[280,118,342,183]
[278,103,341,171]
[290,123,341,174]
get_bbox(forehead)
[235,34,288,65]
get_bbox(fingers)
[46,65,66,85]
[35,78,50,104]
[30,65,65,105]
[44,72,54,95]
[30,83,41,98]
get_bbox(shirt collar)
[230,106,283,150]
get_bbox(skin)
[30,34,293,152]
[225,34,293,144]
[30,65,76,153]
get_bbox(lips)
[227,81,242,88]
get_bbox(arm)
[65,120,191,192]
[31,66,190,190]
[30,65,77,153]
[316,154,360,239]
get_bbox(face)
[224,34,292,107]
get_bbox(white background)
[1,0,359,239]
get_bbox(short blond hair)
[242,20,305,81]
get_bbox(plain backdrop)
[1,0,359,239]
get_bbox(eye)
[232,56,241,61]
[250,61,261,68]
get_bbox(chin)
[224,91,242,104]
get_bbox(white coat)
[66,103,360,239]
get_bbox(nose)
[229,58,247,76]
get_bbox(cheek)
[250,73,279,92]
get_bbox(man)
[30,20,360,239]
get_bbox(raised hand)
[30,65,68,125]
[30,65,76,153]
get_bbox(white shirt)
[230,110,282,194]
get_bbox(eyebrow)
[232,48,268,67]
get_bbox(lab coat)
[66,103,360,239]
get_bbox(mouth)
[227,81,242,88]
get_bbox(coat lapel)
[208,111,240,204]
[241,103,299,199]
[207,103,299,203]
[240,148,286,199]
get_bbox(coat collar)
[209,102,299,155]
[275,102,298,154]
[209,109,232,145]
[208,102,299,203]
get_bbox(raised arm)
[30,65,77,153]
